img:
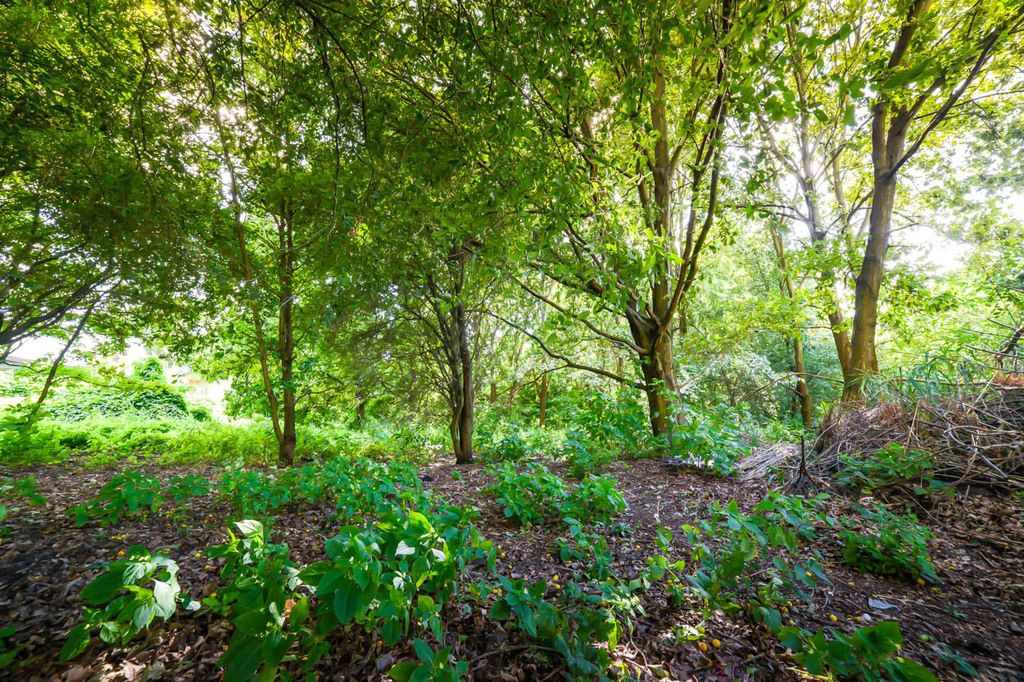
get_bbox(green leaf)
[59,624,91,662]
[152,580,177,619]
[81,569,125,605]
[412,638,434,664]
[389,661,419,682]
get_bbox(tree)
[443,0,782,436]
[1,0,216,360]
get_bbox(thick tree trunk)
[537,372,549,428]
[639,337,679,438]
[488,382,497,403]
[845,99,906,403]
[449,300,474,464]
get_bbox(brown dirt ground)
[1,455,1022,681]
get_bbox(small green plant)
[669,405,747,476]
[204,520,312,682]
[486,461,568,526]
[0,475,46,535]
[218,469,295,518]
[301,506,492,648]
[558,519,616,581]
[0,625,20,669]
[685,499,829,631]
[641,526,688,605]
[388,639,468,682]
[487,572,642,680]
[71,470,163,526]
[164,473,213,502]
[564,474,628,525]
[486,463,627,527]
[841,503,938,582]
[837,443,938,495]
[779,620,937,681]
[562,431,615,479]
[60,547,193,661]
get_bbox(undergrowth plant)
[204,520,313,682]
[779,620,937,681]
[841,503,938,583]
[71,471,164,526]
[61,547,194,661]
[0,475,46,536]
[837,443,940,496]
[684,498,830,631]
[485,462,627,527]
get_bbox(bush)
[565,474,627,525]
[670,404,749,475]
[203,520,311,681]
[684,498,830,630]
[840,503,938,583]
[486,461,568,526]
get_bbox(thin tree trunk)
[793,336,813,430]
[455,300,474,464]
[277,215,296,466]
[769,224,814,430]
[28,298,97,425]
[537,372,549,428]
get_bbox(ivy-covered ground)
[2,453,1022,682]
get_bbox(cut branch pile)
[815,377,1024,490]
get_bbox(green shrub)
[575,390,653,458]
[486,462,627,528]
[0,625,19,669]
[487,572,643,680]
[840,503,938,582]
[779,621,937,681]
[60,547,195,661]
[670,404,748,475]
[486,461,569,526]
[300,506,491,649]
[389,639,468,682]
[565,474,627,525]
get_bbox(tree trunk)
[845,99,906,403]
[354,393,367,427]
[769,224,814,430]
[277,215,297,466]
[488,381,497,403]
[537,372,549,428]
[28,298,98,426]
[639,336,679,438]
[793,336,813,430]
[455,301,474,463]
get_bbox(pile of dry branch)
[815,376,1024,490]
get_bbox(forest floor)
[1,455,1023,681]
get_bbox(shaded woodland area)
[2,0,1024,680]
